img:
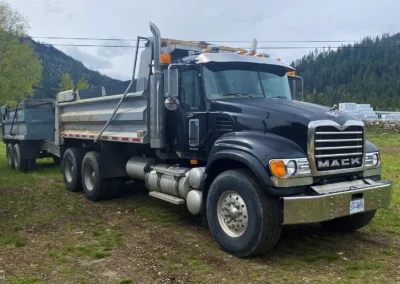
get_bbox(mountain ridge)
[31,40,120,99]
[294,33,400,111]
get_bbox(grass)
[0,127,399,283]
[0,232,26,248]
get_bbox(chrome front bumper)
[282,179,393,225]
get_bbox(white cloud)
[97,40,133,58]
[63,46,113,70]
[43,0,62,14]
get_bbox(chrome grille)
[314,125,364,171]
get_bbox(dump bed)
[1,99,55,141]
[58,83,149,144]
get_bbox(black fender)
[203,131,308,197]
[366,140,379,153]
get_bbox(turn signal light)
[269,160,286,178]
[160,54,171,65]
[287,71,296,76]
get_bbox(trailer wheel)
[206,169,282,258]
[62,148,84,192]
[320,210,376,232]
[13,143,28,172]
[6,143,14,169]
[81,151,111,202]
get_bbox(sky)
[9,0,400,81]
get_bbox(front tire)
[6,143,14,169]
[61,148,84,192]
[320,210,376,232]
[81,151,111,202]
[206,169,282,257]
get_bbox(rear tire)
[6,143,14,169]
[13,143,28,172]
[320,210,376,232]
[81,151,111,202]
[206,169,282,257]
[61,148,84,192]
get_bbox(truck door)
[166,68,207,155]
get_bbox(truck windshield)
[203,64,292,100]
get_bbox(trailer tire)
[81,151,111,202]
[206,169,282,258]
[6,143,14,169]
[62,148,84,192]
[13,143,28,172]
[320,210,376,232]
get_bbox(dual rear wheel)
[61,148,123,201]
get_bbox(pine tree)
[76,77,89,90]
[59,73,74,91]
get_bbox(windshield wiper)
[222,92,255,98]
[269,96,288,99]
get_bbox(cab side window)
[180,69,201,109]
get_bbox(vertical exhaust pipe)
[149,22,165,148]
[149,22,162,74]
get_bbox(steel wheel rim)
[64,157,74,183]
[217,190,248,237]
[84,163,95,192]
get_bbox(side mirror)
[164,97,179,111]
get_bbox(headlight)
[372,153,379,166]
[286,160,297,176]
[269,158,310,178]
[365,152,380,167]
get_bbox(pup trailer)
[1,22,392,257]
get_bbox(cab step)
[149,191,185,205]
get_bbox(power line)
[1,41,399,49]
[2,35,359,43]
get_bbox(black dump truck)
[1,22,392,257]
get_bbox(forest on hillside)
[0,1,119,107]
[31,41,119,99]
[293,33,400,111]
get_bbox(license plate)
[350,199,365,214]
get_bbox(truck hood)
[210,98,359,152]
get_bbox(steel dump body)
[58,91,149,144]
[2,99,55,141]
